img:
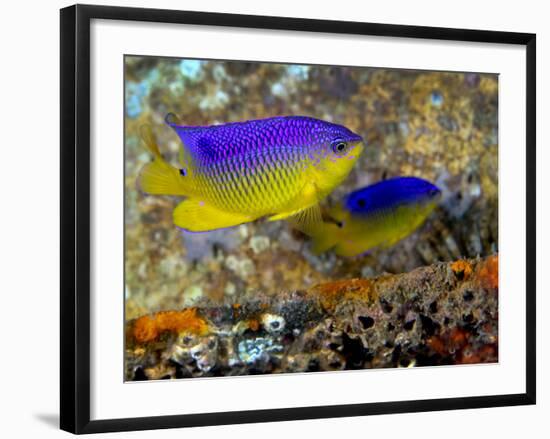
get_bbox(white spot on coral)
[261,313,286,333]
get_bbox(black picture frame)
[60,4,536,434]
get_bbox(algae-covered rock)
[125,255,498,380]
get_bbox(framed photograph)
[60,4,536,434]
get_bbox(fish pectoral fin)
[267,202,324,239]
[290,181,326,236]
[267,180,322,229]
[288,203,324,236]
[173,199,253,232]
[267,203,323,236]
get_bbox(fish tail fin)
[138,125,193,196]
[139,161,185,195]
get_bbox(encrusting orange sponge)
[132,308,209,343]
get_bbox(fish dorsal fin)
[165,113,218,164]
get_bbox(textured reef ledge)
[125,254,498,380]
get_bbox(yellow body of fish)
[312,200,439,257]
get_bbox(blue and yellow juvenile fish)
[139,115,364,232]
[311,177,441,257]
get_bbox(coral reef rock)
[125,254,498,380]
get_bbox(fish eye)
[179,168,187,177]
[331,139,348,155]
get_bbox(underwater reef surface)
[125,255,498,380]
[124,59,499,376]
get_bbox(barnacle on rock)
[261,313,285,333]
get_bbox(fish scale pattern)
[168,116,362,213]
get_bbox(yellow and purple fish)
[139,114,364,232]
[311,176,441,257]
